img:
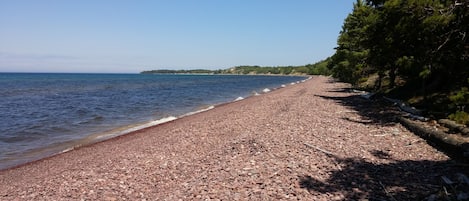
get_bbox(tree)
[328,0,373,85]
[330,0,469,120]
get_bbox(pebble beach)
[1,76,466,200]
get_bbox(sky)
[0,0,356,73]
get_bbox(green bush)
[450,87,469,105]
[449,111,469,126]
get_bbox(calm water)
[0,73,306,169]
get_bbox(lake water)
[0,73,306,169]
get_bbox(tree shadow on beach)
[305,87,469,200]
[320,87,469,161]
[298,152,469,200]
[316,91,399,127]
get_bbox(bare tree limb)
[304,143,335,156]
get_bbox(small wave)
[234,97,244,101]
[93,115,104,121]
[262,88,271,93]
[0,130,45,143]
[76,108,90,117]
[72,115,105,125]
[281,84,286,88]
[3,115,180,167]
[92,116,178,141]
[180,106,215,117]
[119,116,178,134]
[61,147,74,153]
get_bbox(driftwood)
[360,92,376,100]
[352,89,424,119]
[378,181,398,201]
[442,176,455,185]
[382,97,428,121]
[438,119,469,136]
[437,173,469,201]
[304,143,335,156]
[398,116,469,160]
[304,143,343,171]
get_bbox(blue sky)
[0,0,355,73]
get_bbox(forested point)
[141,69,215,74]
[141,60,331,76]
[327,0,468,124]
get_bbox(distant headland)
[141,61,331,76]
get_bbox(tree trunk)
[422,77,427,102]
[389,68,396,88]
[398,116,469,161]
[375,71,384,90]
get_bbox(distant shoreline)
[141,72,310,77]
[140,63,328,76]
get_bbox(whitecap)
[61,147,74,153]
[234,97,244,101]
[94,116,178,141]
[181,106,215,117]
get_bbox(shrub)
[449,111,469,126]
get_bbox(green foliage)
[419,67,431,79]
[449,111,469,126]
[331,0,467,85]
[307,58,331,75]
[328,0,372,85]
[141,69,214,74]
[141,59,333,76]
[330,0,468,119]
[225,66,286,75]
[395,56,414,78]
[450,87,469,106]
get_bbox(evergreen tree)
[329,0,373,85]
[330,0,468,121]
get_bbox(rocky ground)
[1,76,467,200]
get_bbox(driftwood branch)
[438,119,469,136]
[379,181,398,201]
[304,143,335,156]
[398,116,469,160]
[304,143,343,171]
[383,97,428,121]
[442,176,455,185]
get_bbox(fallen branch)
[398,116,469,161]
[360,92,376,100]
[373,134,390,137]
[438,119,469,136]
[304,143,343,171]
[304,143,335,156]
[383,96,427,121]
[442,176,455,185]
[379,181,398,201]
